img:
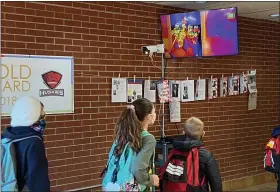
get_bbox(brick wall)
[1,1,279,191]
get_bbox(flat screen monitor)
[201,7,239,57]
[160,7,239,59]
[160,11,202,59]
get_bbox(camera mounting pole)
[142,44,166,139]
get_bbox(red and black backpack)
[264,135,280,173]
[159,148,206,192]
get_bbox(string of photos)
[111,70,257,122]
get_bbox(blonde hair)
[184,117,204,139]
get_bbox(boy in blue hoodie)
[2,96,50,192]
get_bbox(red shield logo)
[42,71,62,89]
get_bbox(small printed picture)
[232,75,240,95]
[195,80,199,98]
[132,90,137,96]
[172,84,179,97]
[183,86,188,100]
[137,95,142,99]
[233,79,239,91]
[212,80,217,88]
[210,78,218,99]
[222,80,228,97]
[113,80,121,90]
[243,76,248,93]
[128,96,132,103]
[113,90,116,95]
[150,81,156,91]
[248,75,256,84]
[113,80,120,85]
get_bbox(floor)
[235,182,277,191]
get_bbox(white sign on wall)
[1,54,74,116]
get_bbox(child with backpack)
[160,117,222,192]
[101,98,159,192]
[264,125,280,192]
[1,96,50,192]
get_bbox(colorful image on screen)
[201,7,238,56]
[160,11,202,59]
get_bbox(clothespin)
[222,74,224,78]
[187,77,188,80]
[211,75,213,81]
[199,76,200,80]
[133,75,136,82]
[243,72,245,76]
[232,73,233,77]
[118,73,120,80]
[148,76,150,81]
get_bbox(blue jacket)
[2,126,50,192]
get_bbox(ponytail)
[114,105,142,156]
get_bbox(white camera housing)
[142,44,164,55]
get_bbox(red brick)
[81,9,98,17]
[90,4,106,11]
[55,38,72,45]
[2,34,15,41]
[36,37,54,44]
[99,12,113,19]
[65,20,81,27]
[55,25,73,32]
[6,13,26,21]
[26,15,45,23]
[26,29,46,36]
[65,33,82,39]
[16,7,35,15]
[25,2,45,10]
[5,1,25,8]
[26,43,46,50]
[36,10,54,18]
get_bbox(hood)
[173,136,204,152]
[272,125,280,137]
[2,126,42,140]
[11,96,42,127]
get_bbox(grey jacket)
[131,134,156,187]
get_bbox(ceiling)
[151,1,279,22]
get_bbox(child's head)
[114,98,156,155]
[184,117,205,140]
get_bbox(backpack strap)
[2,135,42,144]
[189,148,200,186]
[100,143,117,178]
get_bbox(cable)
[157,103,162,133]
[175,123,180,134]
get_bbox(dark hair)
[40,102,44,107]
[114,98,153,156]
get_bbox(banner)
[1,54,74,116]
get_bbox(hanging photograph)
[127,79,143,103]
[181,80,195,102]
[240,73,248,94]
[144,80,156,103]
[228,75,240,95]
[169,80,181,101]
[112,78,127,103]
[208,77,218,99]
[232,75,240,95]
[220,76,228,97]
[169,99,181,123]
[248,69,257,92]
[157,80,170,103]
[195,79,206,101]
